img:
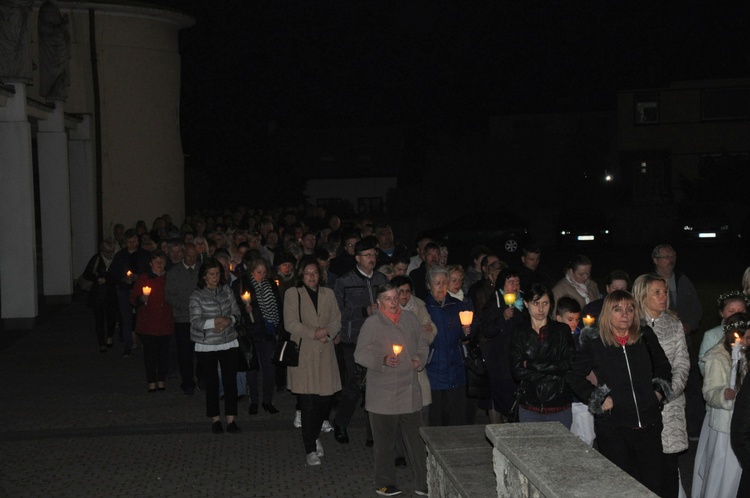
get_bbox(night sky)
[155,1,749,211]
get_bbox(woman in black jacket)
[509,283,575,428]
[567,289,672,496]
[81,239,118,352]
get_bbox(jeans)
[595,421,663,496]
[298,393,333,454]
[246,339,275,404]
[518,406,572,430]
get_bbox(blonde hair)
[632,273,678,320]
[598,290,642,347]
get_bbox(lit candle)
[126,270,132,277]
[229,263,234,272]
[583,315,595,327]
[459,310,474,326]
[275,279,280,287]
[392,344,403,356]
[142,286,152,296]
[730,332,742,390]
[503,293,516,306]
[242,291,255,323]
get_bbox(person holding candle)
[551,254,600,314]
[479,267,524,423]
[284,259,341,466]
[129,250,174,392]
[692,312,750,498]
[698,291,748,376]
[425,265,473,427]
[109,228,151,357]
[81,239,118,353]
[567,290,672,495]
[232,257,282,415]
[632,273,690,498]
[355,282,429,496]
[190,258,242,434]
[509,282,575,428]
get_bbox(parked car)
[556,209,612,249]
[677,203,732,244]
[419,211,530,264]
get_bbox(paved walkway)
[1,297,698,497]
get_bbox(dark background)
[153,1,749,219]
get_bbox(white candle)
[730,332,742,389]
[459,310,474,326]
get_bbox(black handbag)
[236,332,259,372]
[274,337,300,367]
[462,341,491,400]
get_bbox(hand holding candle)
[142,285,151,303]
[241,291,255,322]
[459,310,474,327]
[583,315,595,327]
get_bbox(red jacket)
[130,273,174,336]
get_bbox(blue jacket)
[425,293,471,390]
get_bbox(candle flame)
[459,310,474,326]
[392,344,403,355]
[142,286,151,296]
[503,293,516,306]
[242,291,251,302]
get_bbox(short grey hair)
[426,264,449,290]
[651,244,675,260]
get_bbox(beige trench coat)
[284,286,342,396]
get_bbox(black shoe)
[212,421,223,434]
[248,403,259,415]
[395,457,407,467]
[262,402,279,414]
[333,423,349,444]
[226,421,242,434]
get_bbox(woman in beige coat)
[284,259,342,466]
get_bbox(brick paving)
[1,297,699,497]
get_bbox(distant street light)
[604,171,613,182]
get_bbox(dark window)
[702,87,750,121]
[634,93,659,124]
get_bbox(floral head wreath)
[723,320,750,335]
[717,290,750,309]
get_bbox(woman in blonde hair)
[632,273,690,498]
[567,290,672,496]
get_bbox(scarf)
[381,307,401,324]
[250,278,280,326]
[565,271,591,304]
[449,289,465,302]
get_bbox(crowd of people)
[79,207,750,498]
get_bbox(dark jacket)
[509,319,574,409]
[333,268,388,344]
[480,293,524,381]
[567,326,672,430]
[82,252,116,307]
[425,293,471,390]
[731,370,750,470]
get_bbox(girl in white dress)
[692,312,750,498]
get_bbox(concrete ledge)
[420,425,496,497]
[485,422,657,498]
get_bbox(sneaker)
[414,490,428,496]
[306,452,321,466]
[316,439,324,457]
[320,419,333,432]
[293,410,302,428]
[375,486,402,496]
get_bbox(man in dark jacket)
[332,237,388,444]
[732,370,750,496]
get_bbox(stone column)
[68,115,97,278]
[0,82,38,327]
[37,103,73,301]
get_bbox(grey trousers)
[369,410,427,491]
